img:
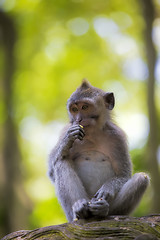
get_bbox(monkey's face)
[68,99,105,128]
[67,80,115,129]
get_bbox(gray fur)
[48,80,150,221]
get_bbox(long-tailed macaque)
[48,80,149,221]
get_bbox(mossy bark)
[2,215,160,240]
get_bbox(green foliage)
[0,0,160,230]
[29,198,66,228]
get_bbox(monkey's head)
[67,79,115,129]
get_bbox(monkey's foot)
[88,198,109,218]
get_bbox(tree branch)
[2,215,160,240]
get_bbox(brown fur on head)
[67,79,115,110]
[67,79,104,105]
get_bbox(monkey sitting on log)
[48,80,149,221]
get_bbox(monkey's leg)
[109,172,150,215]
[54,160,90,221]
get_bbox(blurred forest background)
[0,0,160,238]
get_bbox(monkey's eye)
[72,107,78,112]
[82,105,88,110]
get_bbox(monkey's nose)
[76,119,82,124]
[76,114,82,123]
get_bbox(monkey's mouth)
[79,119,96,127]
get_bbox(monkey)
[48,80,150,222]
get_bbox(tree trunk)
[140,0,160,213]
[0,11,30,237]
[1,215,160,240]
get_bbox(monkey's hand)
[88,198,109,218]
[94,186,115,203]
[72,199,90,220]
[56,125,85,160]
[64,124,85,147]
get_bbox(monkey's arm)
[48,124,84,181]
[94,176,129,203]
[54,159,90,221]
[48,124,91,221]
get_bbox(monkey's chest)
[73,151,115,198]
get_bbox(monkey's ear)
[104,92,115,110]
[80,79,92,89]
